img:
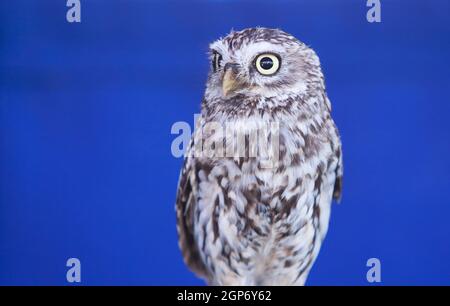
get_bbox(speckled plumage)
[176,28,343,286]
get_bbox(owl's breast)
[191,111,340,283]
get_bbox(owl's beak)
[222,64,242,97]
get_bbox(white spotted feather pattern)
[176,28,343,286]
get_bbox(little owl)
[176,28,343,286]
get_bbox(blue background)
[1,0,449,285]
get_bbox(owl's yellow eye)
[255,53,281,76]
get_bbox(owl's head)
[204,28,324,107]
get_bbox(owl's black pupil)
[260,57,274,70]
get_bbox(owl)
[176,28,343,286]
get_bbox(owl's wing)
[175,145,209,280]
[324,93,343,202]
[332,143,343,203]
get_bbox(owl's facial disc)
[208,29,315,100]
[220,54,282,97]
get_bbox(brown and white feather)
[176,28,343,286]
